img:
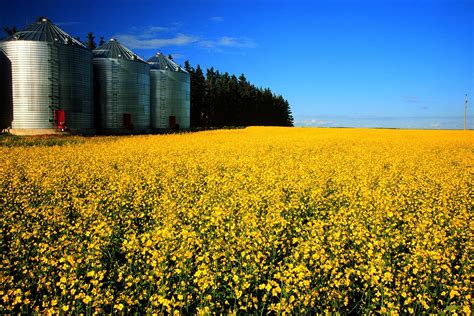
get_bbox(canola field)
[0,127,472,314]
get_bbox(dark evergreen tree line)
[184,61,293,128]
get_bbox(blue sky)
[1,0,473,129]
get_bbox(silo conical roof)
[3,17,86,48]
[147,52,187,72]
[92,38,144,62]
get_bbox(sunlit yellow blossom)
[0,127,472,314]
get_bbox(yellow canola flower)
[115,303,124,311]
[0,127,472,314]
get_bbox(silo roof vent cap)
[37,17,50,23]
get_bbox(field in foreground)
[0,127,472,314]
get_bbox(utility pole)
[465,94,468,130]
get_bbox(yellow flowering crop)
[0,127,472,314]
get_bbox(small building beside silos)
[93,39,150,133]
[148,53,190,130]
[0,49,13,130]
[0,18,94,135]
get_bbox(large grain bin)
[93,39,150,133]
[0,18,94,135]
[148,53,190,130]
[0,49,13,130]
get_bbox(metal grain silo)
[148,53,190,130]
[93,39,150,133]
[0,18,94,135]
[0,49,13,130]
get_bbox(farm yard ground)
[0,127,472,314]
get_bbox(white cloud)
[130,25,173,35]
[199,36,257,49]
[140,26,171,38]
[210,16,224,22]
[114,33,199,49]
[295,119,337,127]
[220,36,257,48]
[114,25,257,51]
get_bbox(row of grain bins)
[0,18,190,135]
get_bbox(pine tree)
[3,26,17,36]
[99,37,105,46]
[86,32,96,50]
[184,60,192,73]
[185,61,293,128]
[190,64,206,128]
[205,67,218,127]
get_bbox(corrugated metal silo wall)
[149,69,168,129]
[94,58,150,132]
[0,50,13,129]
[0,41,54,129]
[150,70,190,129]
[58,45,94,131]
[0,41,94,131]
[175,71,190,129]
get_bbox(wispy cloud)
[294,115,469,129]
[401,95,419,103]
[127,25,173,38]
[295,119,337,127]
[141,26,171,37]
[114,25,257,51]
[210,16,224,22]
[199,37,257,49]
[168,53,184,60]
[115,33,199,49]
